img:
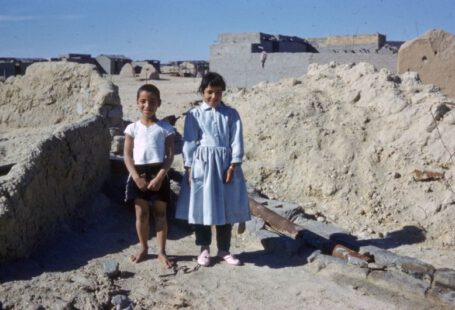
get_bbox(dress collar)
[201,101,224,110]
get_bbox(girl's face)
[202,85,223,107]
[137,91,160,118]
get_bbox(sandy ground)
[0,74,452,309]
[0,189,437,310]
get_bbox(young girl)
[124,84,175,268]
[176,72,250,266]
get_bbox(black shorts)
[125,164,171,206]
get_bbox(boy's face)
[202,85,223,107]
[137,91,160,118]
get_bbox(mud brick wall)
[0,116,110,260]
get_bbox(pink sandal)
[217,251,241,266]
[197,249,210,267]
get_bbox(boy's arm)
[147,133,175,191]
[158,133,175,179]
[124,134,147,191]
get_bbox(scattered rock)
[103,260,120,279]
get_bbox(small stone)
[103,260,120,279]
[111,295,131,308]
[347,255,368,268]
[368,263,386,270]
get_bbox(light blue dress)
[175,101,251,225]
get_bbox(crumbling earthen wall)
[0,117,111,259]
[398,29,455,99]
[0,62,120,260]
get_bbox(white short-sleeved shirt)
[124,120,175,164]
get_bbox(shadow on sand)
[0,176,192,283]
[329,225,426,251]
[234,224,426,270]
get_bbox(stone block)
[308,251,369,280]
[434,268,455,290]
[426,287,455,308]
[359,246,398,266]
[307,251,346,266]
[110,135,125,155]
[244,217,265,235]
[368,270,430,299]
[360,246,435,280]
[260,234,303,257]
[399,260,435,281]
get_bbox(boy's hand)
[147,175,163,191]
[134,175,148,192]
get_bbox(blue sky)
[1,0,454,62]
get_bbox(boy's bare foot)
[131,248,148,263]
[158,253,174,268]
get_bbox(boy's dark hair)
[198,72,226,93]
[137,84,161,101]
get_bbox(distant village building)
[53,53,103,73]
[0,57,47,81]
[137,63,160,80]
[210,32,404,87]
[96,54,131,75]
[119,63,135,78]
[160,61,180,75]
[160,60,208,77]
[190,60,209,77]
[132,60,160,74]
[0,58,16,80]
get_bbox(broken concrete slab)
[368,270,430,299]
[434,268,455,290]
[426,287,455,308]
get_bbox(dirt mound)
[0,61,120,129]
[225,61,455,248]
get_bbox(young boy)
[123,84,175,268]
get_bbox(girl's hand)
[134,175,148,192]
[224,165,236,184]
[147,175,163,191]
[185,167,192,187]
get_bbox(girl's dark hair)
[198,72,226,93]
[137,84,161,101]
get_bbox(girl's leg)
[132,198,150,263]
[153,200,173,268]
[216,224,232,252]
[194,224,212,249]
[216,224,240,265]
[194,224,211,266]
